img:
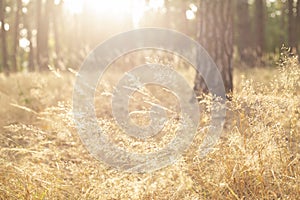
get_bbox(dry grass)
[0,52,299,199]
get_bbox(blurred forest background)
[0,0,299,75]
[1,1,300,199]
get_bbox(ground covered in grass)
[0,55,299,199]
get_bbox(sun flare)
[63,0,165,27]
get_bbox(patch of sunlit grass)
[0,50,299,199]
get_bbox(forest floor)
[0,56,299,199]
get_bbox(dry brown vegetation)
[0,52,299,199]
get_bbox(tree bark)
[36,0,42,71]
[255,0,265,57]
[24,2,35,72]
[52,1,62,69]
[28,25,35,72]
[36,0,52,71]
[194,0,234,96]
[297,0,300,36]
[288,0,297,51]
[236,0,255,66]
[0,0,9,75]
[296,0,300,57]
[12,0,22,72]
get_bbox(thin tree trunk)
[297,0,300,36]
[0,0,9,75]
[53,1,62,69]
[236,0,255,66]
[24,3,35,72]
[255,0,265,58]
[288,0,296,51]
[40,0,50,71]
[296,0,300,58]
[12,0,22,72]
[28,26,35,71]
[280,0,286,45]
[36,0,52,71]
[36,0,42,71]
[194,0,234,96]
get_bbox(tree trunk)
[194,0,234,96]
[297,0,300,37]
[0,0,9,75]
[280,0,287,45]
[12,0,22,72]
[53,1,62,69]
[236,0,255,66]
[297,0,300,34]
[296,0,300,57]
[255,0,265,58]
[24,3,35,72]
[288,0,297,51]
[28,26,35,72]
[36,0,52,71]
[36,0,42,71]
